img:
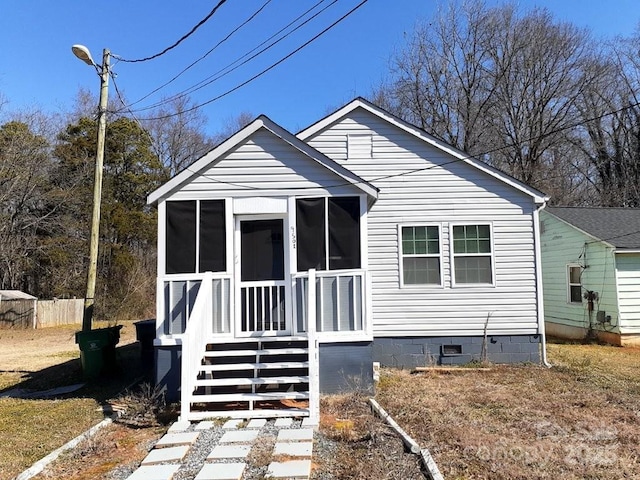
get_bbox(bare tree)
[143,96,215,178]
[0,116,53,291]
[575,33,640,206]
[378,1,602,199]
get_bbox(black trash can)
[134,319,156,369]
[75,325,123,378]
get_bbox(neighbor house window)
[165,199,226,274]
[400,225,441,285]
[296,196,361,271]
[452,224,493,284]
[567,265,582,303]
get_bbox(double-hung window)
[400,225,441,285]
[452,224,493,285]
[567,265,582,303]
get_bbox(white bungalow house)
[540,207,640,346]
[147,98,549,421]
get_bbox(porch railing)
[163,274,231,335]
[293,269,371,338]
[180,272,214,420]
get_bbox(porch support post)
[307,268,320,422]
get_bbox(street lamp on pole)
[72,45,110,332]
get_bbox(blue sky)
[1,0,638,135]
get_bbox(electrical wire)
[185,97,640,194]
[132,0,369,122]
[116,0,228,63]
[109,73,164,160]
[126,0,274,108]
[120,0,335,115]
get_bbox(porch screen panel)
[296,198,325,271]
[319,276,338,332]
[169,281,187,334]
[199,200,226,272]
[166,200,196,274]
[295,277,308,333]
[328,197,361,270]
[338,276,355,331]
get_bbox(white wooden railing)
[293,269,371,339]
[239,281,286,333]
[307,269,320,422]
[180,272,214,420]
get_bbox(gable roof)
[297,97,549,205]
[148,115,378,204]
[545,207,640,250]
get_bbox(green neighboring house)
[540,207,640,346]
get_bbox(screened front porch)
[159,268,372,340]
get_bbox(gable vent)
[347,134,372,159]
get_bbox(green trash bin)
[75,325,123,378]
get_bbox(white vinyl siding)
[400,225,442,286]
[305,108,540,337]
[166,128,359,200]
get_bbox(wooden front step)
[195,375,309,387]
[200,361,309,371]
[184,336,311,419]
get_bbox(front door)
[236,217,290,336]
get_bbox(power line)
[120,0,335,115]
[126,0,273,108]
[187,98,640,193]
[116,0,228,64]
[134,0,369,122]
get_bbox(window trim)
[450,223,495,287]
[567,264,583,304]
[398,224,444,288]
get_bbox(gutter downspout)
[533,201,551,367]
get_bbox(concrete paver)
[194,462,246,480]
[195,420,215,430]
[156,431,200,447]
[207,444,252,460]
[125,464,180,480]
[277,428,314,442]
[274,441,313,457]
[141,445,190,465]
[222,419,244,429]
[167,421,190,433]
[246,418,267,429]
[302,417,319,428]
[274,417,293,427]
[219,429,259,443]
[267,459,312,479]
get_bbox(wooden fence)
[0,298,83,329]
[36,299,84,328]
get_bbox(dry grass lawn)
[0,321,143,480]
[375,342,640,479]
[3,327,640,480]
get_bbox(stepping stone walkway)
[125,417,316,480]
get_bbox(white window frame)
[450,223,495,287]
[567,264,583,304]
[398,224,444,288]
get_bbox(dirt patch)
[32,423,165,480]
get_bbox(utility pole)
[81,48,110,332]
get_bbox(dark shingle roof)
[546,207,640,250]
